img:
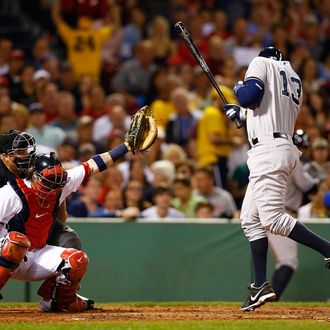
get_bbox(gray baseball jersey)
[245,57,302,140]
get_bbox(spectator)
[195,85,238,189]
[6,50,25,99]
[141,185,184,219]
[148,15,176,65]
[52,0,119,82]
[12,64,36,106]
[206,35,225,76]
[57,62,83,113]
[196,201,215,219]
[29,35,53,69]
[120,6,146,60]
[123,179,145,211]
[224,17,250,57]
[111,39,157,108]
[98,164,124,204]
[90,186,141,220]
[172,175,205,218]
[150,159,176,187]
[193,166,237,219]
[67,176,103,217]
[11,102,30,131]
[37,81,59,122]
[162,144,187,168]
[49,91,78,140]
[27,102,66,150]
[56,138,79,168]
[92,93,129,143]
[165,87,200,151]
[206,10,230,40]
[304,138,330,181]
[0,113,17,134]
[78,142,96,163]
[150,72,181,129]
[81,85,109,120]
[76,115,103,153]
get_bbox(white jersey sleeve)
[245,57,267,83]
[60,165,88,204]
[0,183,23,224]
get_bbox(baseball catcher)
[0,106,157,312]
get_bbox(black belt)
[252,132,289,145]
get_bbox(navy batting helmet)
[258,47,283,61]
[293,129,310,148]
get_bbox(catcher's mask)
[293,129,310,148]
[0,130,36,175]
[258,47,283,61]
[32,152,69,208]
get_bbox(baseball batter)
[225,47,330,311]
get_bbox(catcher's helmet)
[32,152,68,208]
[0,130,36,173]
[258,47,283,61]
[293,129,310,148]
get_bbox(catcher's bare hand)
[125,106,158,154]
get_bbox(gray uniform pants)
[241,134,300,241]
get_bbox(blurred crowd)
[0,0,329,219]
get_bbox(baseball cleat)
[241,281,276,312]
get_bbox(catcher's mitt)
[125,106,158,154]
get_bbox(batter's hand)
[224,104,242,121]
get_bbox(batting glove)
[224,104,242,121]
[233,81,244,96]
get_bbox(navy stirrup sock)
[250,237,268,287]
[288,222,330,257]
[272,265,294,301]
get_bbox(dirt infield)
[1,305,330,322]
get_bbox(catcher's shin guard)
[0,232,30,292]
[38,249,94,312]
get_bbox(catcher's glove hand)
[125,106,158,154]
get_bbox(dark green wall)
[2,221,330,302]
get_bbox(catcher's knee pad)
[60,248,89,282]
[0,232,30,290]
[38,249,92,312]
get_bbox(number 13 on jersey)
[280,70,302,106]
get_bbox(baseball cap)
[9,49,25,60]
[28,102,44,113]
[311,138,328,150]
[33,69,51,82]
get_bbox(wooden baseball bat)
[174,21,244,129]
